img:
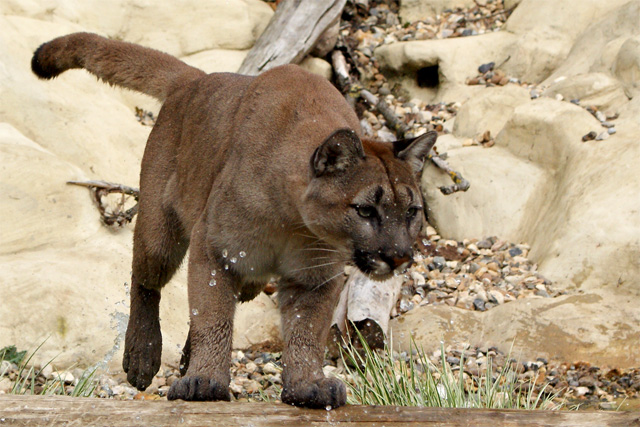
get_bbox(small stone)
[399,298,415,312]
[582,131,597,141]
[411,271,426,286]
[52,371,75,384]
[478,62,495,74]
[508,247,522,257]
[595,132,609,141]
[601,121,614,128]
[488,289,505,305]
[0,378,12,393]
[476,239,492,249]
[446,356,460,365]
[599,401,617,410]
[473,298,486,311]
[0,361,13,374]
[262,362,280,375]
[40,364,54,380]
[229,381,243,395]
[432,256,446,271]
[607,127,616,135]
[574,386,590,397]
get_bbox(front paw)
[281,377,347,409]
[167,376,231,401]
[122,321,162,390]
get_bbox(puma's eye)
[355,205,377,218]
[406,207,421,219]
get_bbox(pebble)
[478,62,495,74]
[596,132,609,141]
[262,362,280,375]
[582,131,597,142]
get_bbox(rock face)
[0,2,274,369]
[387,0,640,367]
[400,0,476,22]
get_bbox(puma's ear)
[311,128,365,177]
[393,131,438,174]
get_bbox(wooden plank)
[1,395,638,427]
[238,0,346,75]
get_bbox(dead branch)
[67,180,139,227]
[356,87,470,195]
[238,0,347,75]
[428,155,471,194]
[360,89,410,138]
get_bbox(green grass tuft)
[3,341,98,397]
[339,328,565,410]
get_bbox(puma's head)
[302,128,437,279]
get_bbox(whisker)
[311,271,345,292]
[299,248,341,253]
[289,261,340,273]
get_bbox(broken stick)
[67,180,139,227]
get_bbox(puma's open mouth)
[352,249,412,281]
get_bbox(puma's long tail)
[31,32,206,102]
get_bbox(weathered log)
[238,0,347,75]
[1,395,638,427]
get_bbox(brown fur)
[32,33,437,408]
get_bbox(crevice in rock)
[416,65,440,88]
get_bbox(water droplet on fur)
[211,269,217,276]
[192,309,199,316]
[224,264,229,270]
[325,405,332,411]
[422,238,429,246]
[209,279,217,287]
[222,249,228,258]
[230,257,238,264]
[296,314,301,318]
[239,251,246,258]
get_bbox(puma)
[31,32,437,408]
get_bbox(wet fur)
[32,32,436,408]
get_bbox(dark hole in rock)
[416,65,440,88]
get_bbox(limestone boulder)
[391,292,640,367]
[544,1,640,84]
[0,0,273,57]
[612,35,640,97]
[453,84,530,139]
[381,0,640,100]
[375,31,516,103]
[417,95,640,367]
[542,73,628,113]
[233,293,282,351]
[299,57,334,80]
